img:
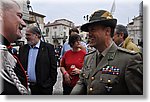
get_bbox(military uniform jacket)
[71,43,143,95]
[0,35,30,95]
[0,44,29,95]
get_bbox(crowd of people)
[0,0,143,95]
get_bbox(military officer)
[71,10,143,95]
[0,0,30,94]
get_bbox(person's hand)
[70,68,81,75]
[64,72,72,85]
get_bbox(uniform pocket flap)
[100,74,119,84]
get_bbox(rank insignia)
[101,65,120,75]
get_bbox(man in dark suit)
[71,10,143,95]
[19,26,57,95]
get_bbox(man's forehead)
[26,29,32,32]
[88,24,102,31]
[25,31,33,35]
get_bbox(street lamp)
[83,15,89,21]
[26,0,45,42]
[26,0,31,10]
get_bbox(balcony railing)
[52,35,68,39]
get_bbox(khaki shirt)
[71,43,143,95]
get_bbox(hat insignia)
[101,12,113,19]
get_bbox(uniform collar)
[97,40,114,57]
[0,34,10,47]
[118,41,124,47]
[35,40,41,48]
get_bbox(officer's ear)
[105,27,111,36]
[120,32,124,39]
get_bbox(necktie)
[96,53,103,66]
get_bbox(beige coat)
[122,37,140,53]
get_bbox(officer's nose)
[19,21,26,31]
[21,19,26,28]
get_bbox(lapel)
[23,45,30,71]
[91,43,118,76]
[35,41,45,67]
[88,52,97,70]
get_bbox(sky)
[29,0,142,26]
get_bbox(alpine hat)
[81,10,117,32]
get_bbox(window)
[64,32,66,36]
[53,26,57,29]
[46,28,49,35]
[54,32,57,35]
[64,27,66,30]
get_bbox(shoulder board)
[0,45,7,51]
[85,50,96,56]
[118,47,137,55]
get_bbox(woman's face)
[72,40,81,49]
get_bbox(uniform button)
[89,87,93,91]
[100,78,103,81]
[83,73,86,77]
[91,77,94,80]
[108,79,111,83]
[28,83,30,86]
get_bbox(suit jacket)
[19,41,57,94]
[71,43,143,95]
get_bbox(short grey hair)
[115,24,128,40]
[27,26,41,38]
[0,0,21,11]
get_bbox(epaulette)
[118,47,137,55]
[0,44,7,51]
[85,50,96,56]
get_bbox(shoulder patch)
[85,50,96,56]
[118,47,137,55]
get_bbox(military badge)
[100,65,120,93]
[101,65,120,75]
